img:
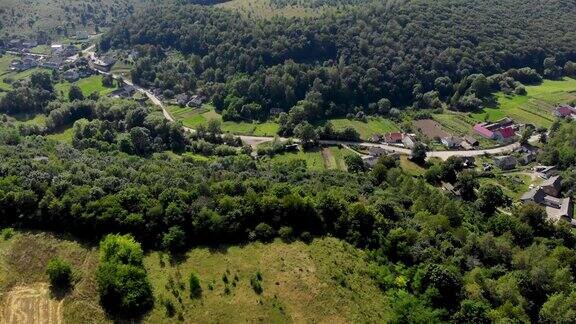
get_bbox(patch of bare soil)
[320,147,336,169]
[1,283,62,324]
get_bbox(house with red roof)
[473,117,517,143]
[384,132,404,143]
[554,105,576,119]
[474,123,494,139]
[496,126,516,142]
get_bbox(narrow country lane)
[82,48,541,160]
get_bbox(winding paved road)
[82,47,541,160]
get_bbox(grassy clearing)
[167,105,400,139]
[143,238,389,323]
[167,105,279,136]
[0,232,388,323]
[319,146,349,171]
[110,60,133,79]
[55,75,117,99]
[217,0,326,18]
[0,54,18,75]
[470,78,576,128]
[329,117,400,140]
[46,127,74,143]
[326,147,349,171]
[181,152,212,163]
[29,45,52,55]
[10,113,47,126]
[268,148,327,171]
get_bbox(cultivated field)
[1,283,63,324]
[432,113,493,147]
[470,77,576,128]
[413,119,449,139]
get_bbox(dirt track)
[1,283,62,324]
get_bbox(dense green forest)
[2,71,576,320]
[101,0,576,131]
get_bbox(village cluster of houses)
[5,38,96,83]
[370,131,482,151]
[172,93,208,108]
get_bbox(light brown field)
[414,119,450,139]
[1,283,62,324]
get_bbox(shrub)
[278,226,293,242]
[96,234,153,318]
[254,223,275,242]
[161,297,175,317]
[1,227,15,240]
[46,257,72,288]
[161,226,186,253]
[250,272,263,295]
[189,273,202,298]
[99,234,144,266]
[514,85,527,95]
[300,231,313,243]
[96,262,154,317]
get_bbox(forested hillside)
[101,0,576,127]
[3,0,576,321]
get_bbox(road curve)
[83,48,538,160]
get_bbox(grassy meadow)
[263,145,351,171]
[55,75,117,99]
[329,117,400,140]
[144,237,389,323]
[217,0,325,18]
[470,77,576,128]
[0,231,389,323]
[167,104,280,137]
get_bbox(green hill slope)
[0,232,389,323]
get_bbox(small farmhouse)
[493,155,517,170]
[521,175,574,225]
